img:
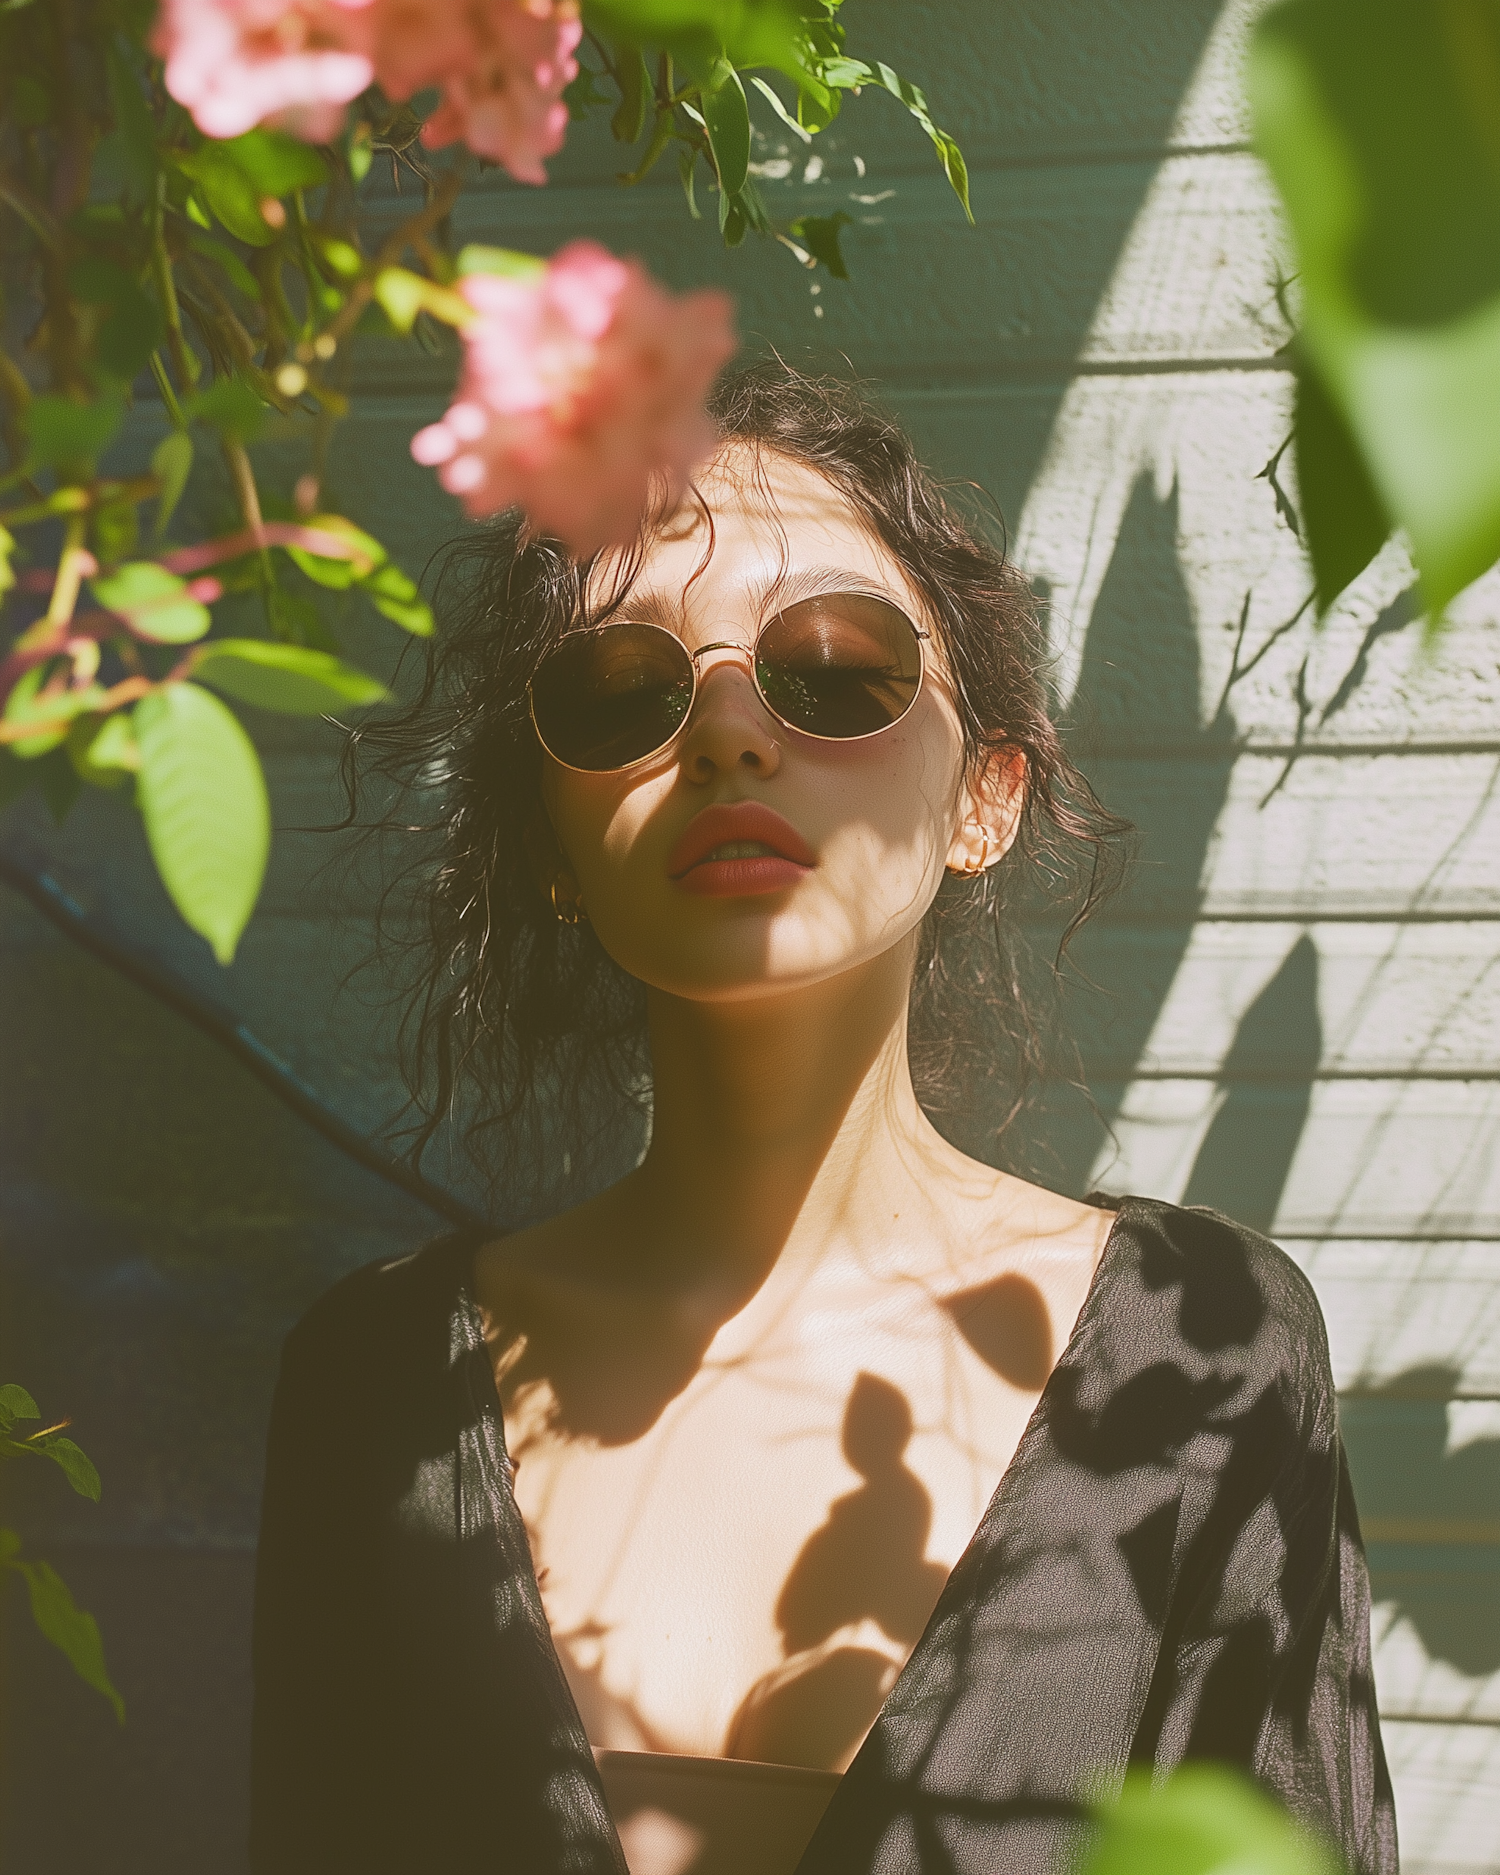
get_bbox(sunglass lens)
[532,624,694,770]
[756,594,923,739]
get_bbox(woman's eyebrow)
[750,564,908,614]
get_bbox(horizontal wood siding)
[1,2,1495,1868]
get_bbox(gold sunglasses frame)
[528,603,933,776]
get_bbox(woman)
[250,365,1396,1875]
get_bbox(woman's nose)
[677,657,782,782]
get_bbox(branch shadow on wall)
[1339,1365,1500,1680]
[1009,471,1237,1196]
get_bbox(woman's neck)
[620,938,975,1301]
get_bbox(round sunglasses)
[529,591,931,774]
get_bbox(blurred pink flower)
[410,242,738,555]
[402,0,582,184]
[154,0,375,141]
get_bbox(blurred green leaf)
[0,1385,40,1429]
[373,266,473,334]
[585,0,802,78]
[175,145,279,245]
[612,43,652,141]
[456,245,547,281]
[564,61,614,119]
[1082,1766,1338,1875]
[135,683,270,965]
[186,230,263,301]
[1295,364,1391,607]
[67,711,140,787]
[359,559,434,635]
[0,523,14,600]
[25,394,124,470]
[8,1554,124,1723]
[219,127,327,197]
[151,431,195,540]
[92,561,212,643]
[284,513,385,587]
[703,58,751,196]
[72,257,166,381]
[3,666,106,758]
[1250,0,1500,613]
[314,234,363,280]
[105,42,158,205]
[789,211,851,278]
[184,374,265,443]
[195,639,388,714]
[33,1436,102,1502]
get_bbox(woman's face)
[539,446,999,1004]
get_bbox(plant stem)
[323,168,463,346]
[44,514,90,630]
[149,352,187,430]
[152,178,201,390]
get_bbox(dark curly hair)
[346,360,1130,1221]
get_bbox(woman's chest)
[503,1321,1042,1768]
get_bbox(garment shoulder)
[1107,1197,1336,1428]
[283,1231,477,1368]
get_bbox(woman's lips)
[668,803,816,897]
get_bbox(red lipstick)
[668,802,816,898]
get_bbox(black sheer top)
[250,1196,1397,1873]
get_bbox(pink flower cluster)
[411,243,738,556]
[154,0,581,182]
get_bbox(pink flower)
[396,0,582,185]
[154,0,375,142]
[411,242,738,556]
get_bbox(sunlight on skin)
[475,443,1115,1772]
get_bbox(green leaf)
[186,230,263,301]
[34,1436,102,1502]
[105,43,158,205]
[0,1385,40,1429]
[373,267,473,335]
[92,561,212,643]
[134,683,270,964]
[563,62,614,120]
[284,513,385,587]
[67,711,139,787]
[456,244,547,281]
[68,256,166,381]
[3,666,106,758]
[612,43,652,142]
[1082,1766,1338,1875]
[314,234,363,280]
[750,73,811,142]
[184,374,265,444]
[789,211,851,279]
[1250,0,1500,613]
[584,0,802,78]
[703,58,751,197]
[0,522,14,599]
[678,145,702,217]
[151,431,195,540]
[175,146,278,246]
[1294,363,1391,609]
[219,127,327,198]
[11,1556,125,1723]
[195,639,388,715]
[359,561,434,635]
[25,394,125,471]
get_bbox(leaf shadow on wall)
[1339,1364,1500,1679]
[1010,472,1237,1196]
[1180,934,1321,1235]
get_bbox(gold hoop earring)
[946,822,994,878]
[551,879,587,925]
